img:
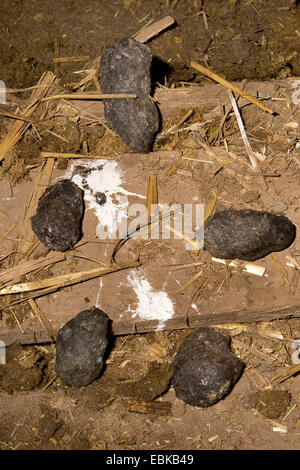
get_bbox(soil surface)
[0,0,299,90]
[0,0,300,451]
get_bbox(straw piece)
[41,151,116,160]
[134,16,175,43]
[196,141,232,166]
[190,61,275,115]
[166,224,201,250]
[72,57,100,91]
[0,261,139,295]
[28,298,56,341]
[271,363,300,383]
[146,175,158,222]
[174,269,203,294]
[0,111,38,123]
[163,109,194,136]
[0,71,57,163]
[270,253,289,285]
[242,263,266,277]
[214,323,248,331]
[227,89,268,190]
[41,93,136,103]
[53,39,60,74]
[166,150,193,176]
[41,374,57,392]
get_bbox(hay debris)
[0,261,140,295]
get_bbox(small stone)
[241,190,260,203]
[204,209,296,261]
[55,307,109,388]
[31,179,84,252]
[100,37,159,153]
[171,327,244,407]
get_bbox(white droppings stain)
[127,270,174,330]
[64,159,145,238]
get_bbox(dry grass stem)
[212,257,266,276]
[174,269,203,294]
[190,61,275,115]
[270,253,289,285]
[0,71,57,163]
[227,89,268,190]
[0,251,66,285]
[41,151,116,160]
[134,16,175,43]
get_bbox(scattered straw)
[9,307,24,334]
[286,255,300,270]
[166,224,201,250]
[166,150,195,176]
[163,109,194,136]
[174,269,203,294]
[41,374,57,392]
[190,61,275,115]
[212,257,266,277]
[0,111,38,123]
[227,89,268,190]
[53,56,90,63]
[271,363,300,383]
[146,175,158,222]
[270,253,289,285]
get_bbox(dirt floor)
[0,0,300,451]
